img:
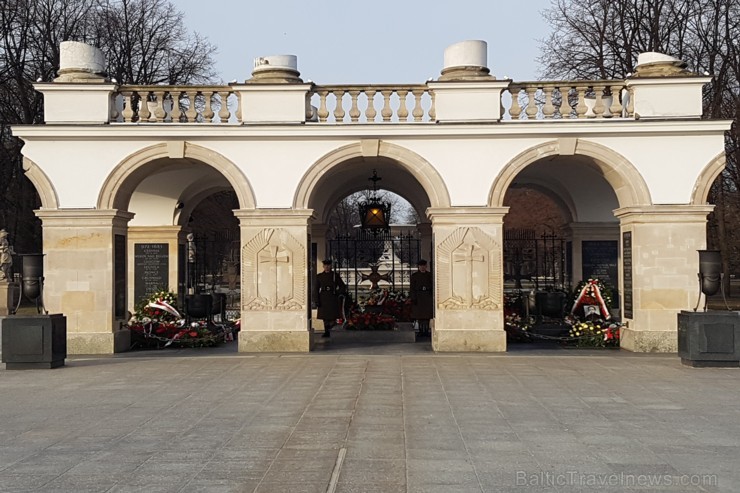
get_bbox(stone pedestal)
[678,311,740,367]
[427,207,509,352]
[1,314,67,369]
[0,282,20,316]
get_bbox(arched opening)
[500,153,623,349]
[299,146,439,347]
[102,147,251,347]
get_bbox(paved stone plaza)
[0,342,738,492]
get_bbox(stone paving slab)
[0,342,738,492]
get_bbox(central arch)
[293,141,451,215]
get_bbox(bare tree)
[538,0,740,288]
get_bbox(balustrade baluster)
[509,86,522,119]
[170,91,183,122]
[575,86,588,119]
[203,91,215,122]
[381,90,393,122]
[525,87,538,120]
[333,90,346,122]
[218,91,231,122]
[559,86,572,118]
[183,91,197,122]
[121,91,135,122]
[153,91,166,122]
[317,91,329,122]
[627,87,635,117]
[235,92,242,122]
[138,91,151,122]
[397,89,409,122]
[542,86,555,119]
[429,91,436,120]
[348,90,361,122]
[593,85,606,118]
[364,90,377,122]
[412,89,424,122]
[608,85,623,117]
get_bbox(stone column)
[36,209,134,354]
[427,207,509,352]
[235,209,314,352]
[127,226,187,307]
[614,205,714,352]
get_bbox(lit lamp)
[358,170,391,234]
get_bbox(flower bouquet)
[127,290,224,349]
[565,316,621,348]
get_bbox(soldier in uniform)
[410,259,433,338]
[314,259,347,338]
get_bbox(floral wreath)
[571,278,613,319]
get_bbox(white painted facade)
[12,41,731,354]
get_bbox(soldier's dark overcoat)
[314,271,347,320]
[410,270,434,320]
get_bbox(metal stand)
[14,276,47,314]
[694,273,730,312]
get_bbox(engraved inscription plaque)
[134,243,168,304]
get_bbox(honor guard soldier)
[410,259,433,338]
[314,259,347,338]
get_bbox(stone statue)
[0,229,14,282]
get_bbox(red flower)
[189,331,199,337]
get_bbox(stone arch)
[691,151,726,205]
[23,157,59,209]
[97,142,256,211]
[293,141,451,214]
[488,140,652,209]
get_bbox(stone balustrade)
[109,80,639,124]
[502,81,634,120]
[111,86,238,123]
[309,85,435,123]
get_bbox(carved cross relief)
[437,227,501,310]
[242,228,305,311]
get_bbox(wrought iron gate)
[504,229,569,291]
[328,230,421,301]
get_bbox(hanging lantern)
[358,170,391,233]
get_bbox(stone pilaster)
[615,205,714,352]
[235,209,314,352]
[35,209,134,354]
[127,226,187,307]
[427,207,509,352]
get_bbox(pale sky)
[176,0,553,84]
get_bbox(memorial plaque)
[134,243,168,304]
[622,232,633,319]
[114,235,126,318]
[582,240,618,287]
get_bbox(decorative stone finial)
[439,40,494,81]
[55,41,107,82]
[247,55,303,83]
[633,52,695,77]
